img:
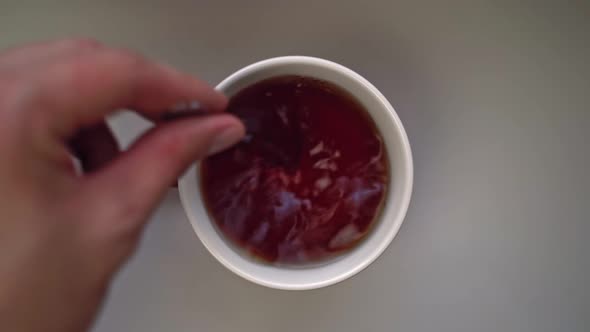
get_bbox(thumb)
[81,114,244,235]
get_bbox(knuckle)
[49,55,104,90]
[52,48,144,85]
[43,47,148,94]
[30,62,86,104]
[94,49,147,86]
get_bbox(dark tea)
[200,76,388,264]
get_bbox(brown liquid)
[201,76,388,264]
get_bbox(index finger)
[24,47,227,137]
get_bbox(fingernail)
[208,125,244,155]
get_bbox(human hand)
[0,39,244,332]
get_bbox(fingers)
[79,114,244,236]
[1,39,241,240]
[15,43,227,137]
[68,121,119,173]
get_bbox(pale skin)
[0,39,245,332]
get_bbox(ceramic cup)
[178,56,413,290]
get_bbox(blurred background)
[1,1,588,331]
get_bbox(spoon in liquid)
[160,102,303,168]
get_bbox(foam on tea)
[201,76,388,264]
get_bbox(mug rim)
[178,56,413,290]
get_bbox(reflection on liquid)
[201,76,388,264]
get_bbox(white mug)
[178,56,413,290]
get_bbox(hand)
[0,39,245,332]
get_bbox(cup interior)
[178,56,412,290]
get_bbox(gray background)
[1,1,589,331]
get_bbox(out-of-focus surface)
[1,1,588,331]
